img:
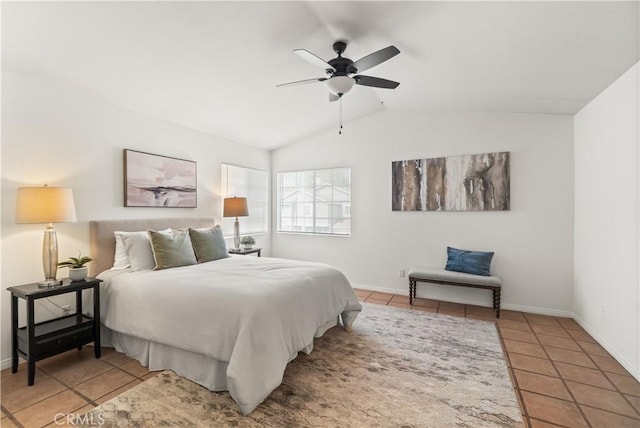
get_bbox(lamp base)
[38,279,63,288]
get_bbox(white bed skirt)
[101,315,340,395]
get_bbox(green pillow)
[188,225,229,263]
[148,229,197,270]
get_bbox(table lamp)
[16,185,77,286]
[223,197,248,250]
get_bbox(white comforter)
[98,256,361,414]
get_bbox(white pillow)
[120,229,170,271]
[112,231,131,269]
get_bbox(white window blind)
[277,167,351,236]
[221,164,268,237]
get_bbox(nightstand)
[228,247,262,257]
[7,278,102,386]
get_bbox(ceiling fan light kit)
[277,40,400,134]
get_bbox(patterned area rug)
[78,303,522,427]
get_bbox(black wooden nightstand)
[228,247,262,257]
[7,278,102,385]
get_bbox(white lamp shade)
[16,186,77,224]
[223,197,249,217]
[326,76,355,96]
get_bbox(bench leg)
[409,279,415,305]
[493,289,501,318]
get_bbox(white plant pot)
[69,267,88,282]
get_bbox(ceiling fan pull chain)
[338,96,343,135]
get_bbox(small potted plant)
[240,236,255,250]
[58,253,94,282]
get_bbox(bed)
[89,217,362,415]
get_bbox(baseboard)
[573,315,640,382]
[1,357,13,371]
[351,283,574,318]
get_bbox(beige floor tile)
[514,370,572,400]
[466,312,497,322]
[46,357,113,387]
[625,394,640,414]
[353,289,372,299]
[142,371,161,381]
[509,354,558,378]
[0,418,19,428]
[555,317,582,331]
[120,360,151,378]
[554,362,615,390]
[520,391,588,428]
[387,301,411,309]
[529,418,566,427]
[530,324,570,339]
[590,354,632,376]
[498,319,532,332]
[37,349,95,374]
[566,380,638,418]
[94,379,143,405]
[544,347,597,369]
[499,310,527,322]
[504,339,547,359]
[580,406,640,427]
[13,390,89,428]
[411,297,439,308]
[438,301,465,313]
[2,372,66,413]
[499,328,539,344]
[100,350,134,367]
[604,372,640,397]
[365,297,389,305]
[74,368,137,401]
[390,294,411,304]
[577,340,610,357]
[567,329,597,343]
[369,292,393,302]
[536,334,581,352]
[524,314,561,327]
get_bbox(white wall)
[271,111,574,315]
[0,72,271,368]
[573,63,639,380]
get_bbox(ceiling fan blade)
[354,75,400,89]
[276,77,327,88]
[352,46,400,73]
[329,93,339,102]
[294,49,336,72]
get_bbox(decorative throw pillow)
[148,229,198,270]
[113,231,132,269]
[188,225,229,263]
[445,246,494,276]
[121,230,159,271]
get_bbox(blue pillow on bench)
[445,246,494,276]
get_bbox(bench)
[408,267,502,318]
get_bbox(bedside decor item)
[58,253,94,281]
[392,152,510,211]
[124,149,197,208]
[240,235,255,250]
[223,197,249,250]
[15,185,77,287]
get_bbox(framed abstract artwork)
[124,149,197,207]
[392,151,510,211]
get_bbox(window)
[221,164,268,236]
[277,167,350,236]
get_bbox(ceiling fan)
[277,41,400,101]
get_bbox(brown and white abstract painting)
[124,149,197,207]
[392,152,510,211]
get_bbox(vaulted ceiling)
[2,1,638,149]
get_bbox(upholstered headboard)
[89,217,217,276]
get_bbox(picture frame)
[123,149,197,208]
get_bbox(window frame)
[221,163,268,238]
[276,166,351,236]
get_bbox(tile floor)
[1,290,638,428]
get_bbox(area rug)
[77,303,523,427]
